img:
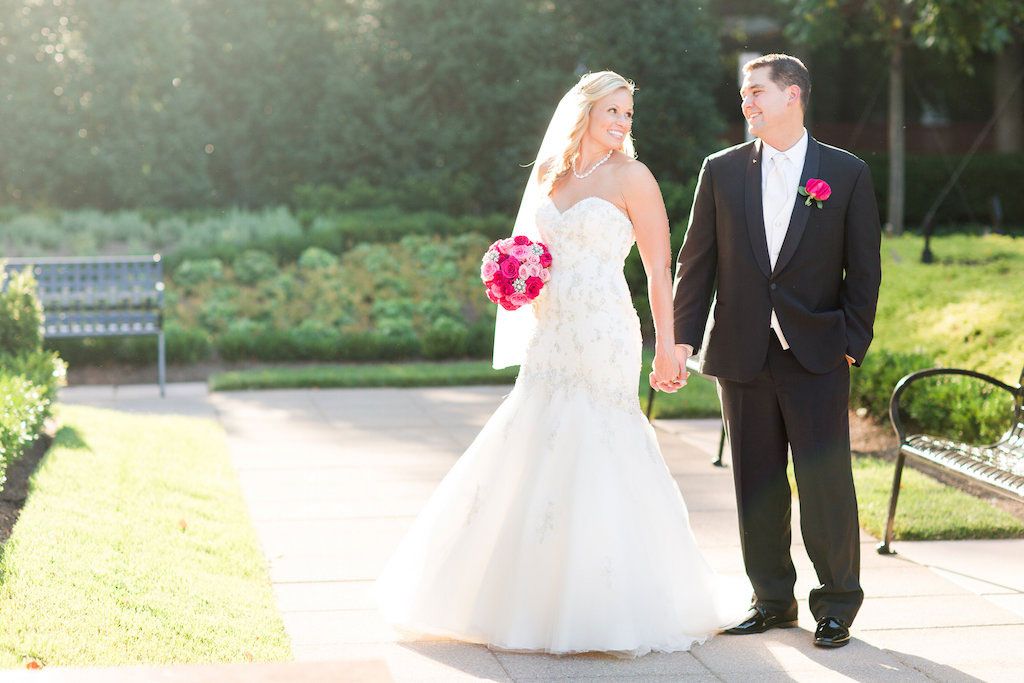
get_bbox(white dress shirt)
[759,129,808,350]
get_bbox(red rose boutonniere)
[798,178,831,208]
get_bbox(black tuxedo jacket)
[672,137,882,382]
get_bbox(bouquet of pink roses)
[480,235,552,311]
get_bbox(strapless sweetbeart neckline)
[545,194,632,224]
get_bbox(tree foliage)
[783,1,1024,71]
[0,0,726,212]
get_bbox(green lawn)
[0,405,290,667]
[208,354,723,418]
[783,455,1024,543]
[877,234,1024,383]
[851,455,1024,541]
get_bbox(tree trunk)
[886,28,905,236]
[994,41,1023,153]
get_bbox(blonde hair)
[541,71,636,190]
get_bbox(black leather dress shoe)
[725,605,799,635]
[813,616,851,648]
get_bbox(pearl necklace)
[573,149,614,179]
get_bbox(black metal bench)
[1,256,166,397]
[645,357,727,467]
[878,364,1024,554]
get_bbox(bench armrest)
[888,368,1017,445]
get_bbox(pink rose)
[525,253,540,265]
[524,276,543,298]
[513,235,530,245]
[509,292,532,307]
[500,279,515,296]
[481,261,499,279]
[498,238,516,253]
[519,262,542,279]
[539,252,553,268]
[539,268,551,283]
[499,257,521,279]
[805,178,831,201]
[488,282,504,298]
[486,290,500,304]
[499,298,517,311]
[510,245,532,261]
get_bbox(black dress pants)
[717,335,863,624]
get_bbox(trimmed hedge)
[0,375,47,482]
[860,152,1024,229]
[850,348,1014,445]
[0,264,67,489]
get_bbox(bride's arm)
[622,162,683,391]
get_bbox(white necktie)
[765,153,789,269]
[765,152,791,349]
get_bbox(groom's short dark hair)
[743,54,811,110]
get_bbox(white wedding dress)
[374,195,751,656]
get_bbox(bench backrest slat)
[1,256,163,338]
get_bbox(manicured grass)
[877,234,1024,383]
[0,405,290,667]
[208,354,724,418]
[786,455,1024,542]
[852,455,1024,541]
[209,359,519,391]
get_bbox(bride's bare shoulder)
[536,157,557,183]
[612,154,658,190]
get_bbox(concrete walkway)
[53,383,1024,682]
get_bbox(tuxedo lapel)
[744,142,772,279]
[772,137,821,277]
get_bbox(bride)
[374,71,750,657]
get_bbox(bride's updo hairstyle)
[541,71,636,190]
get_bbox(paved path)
[54,383,1024,682]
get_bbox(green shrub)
[422,317,469,360]
[215,320,266,361]
[850,347,1014,445]
[850,348,936,421]
[0,374,48,487]
[861,152,1024,227]
[286,320,341,361]
[0,266,44,355]
[465,317,496,359]
[297,247,339,270]
[174,258,225,290]
[232,250,278,286]
[165,322,213,364]
[0,350,67,405]
[197,291,241,334]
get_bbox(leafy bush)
[231,250,278,286]
[0,351,67,405]
[174,259,224,290]
[292,172,483,223]
[850,348,1015,445]
[287,320,341,361]
[0,262,62,488]
[0,375,48,487]
[309,208,510,254]
[297,247,339,270]
[165,322,213,364]
[215,320,267,361]
[862,152,1024,227]
[422,317,470,360]
[0,266,44,355]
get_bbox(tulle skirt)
[373,379,751,657]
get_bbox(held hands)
[649,345,690,393]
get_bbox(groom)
[670,54,881,648]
